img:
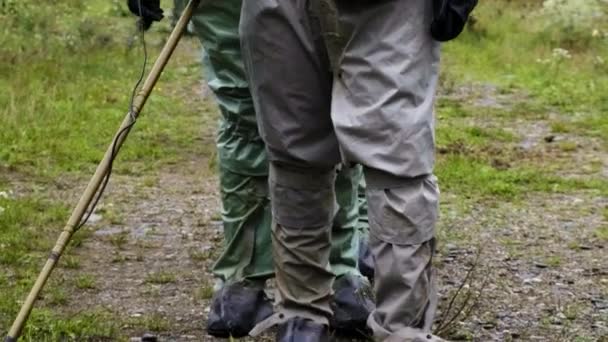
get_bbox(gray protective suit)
[240,0,441,339]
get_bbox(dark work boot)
[206,279,273,338]
[330,274,374,338]
[276,318,330,342]
[358,238,375,281]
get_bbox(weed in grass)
[47,288,69,306]
[567,241,581,251]
[131,314,170,333]
[21,309,117,341]
[98,205,125,225]
[595,226,608,241]
[145,271,176,285]
[197,283,214,300]
[189,248,212,262]
[563,303,583,321]
[544,255,562,267]
[558,141,578,152]
[437,98,471,119]
[109,231,129,250]
[142,175,158,187]
[210,211,222,222]
[111,253,128,263]
[75,275,97,290]
[550,121,572,134]
[69,228,93,248]
[62,256,81,270]
[573,337,596,342]
[135,251,146,262]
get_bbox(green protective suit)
[175,0,368,282]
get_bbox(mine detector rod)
[5,0,201,340]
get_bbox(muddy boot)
[206,279,273,338]
[276,318,330,342]
[358,238,375,281]
[330,274,374,338]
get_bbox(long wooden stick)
[4,1,201,340]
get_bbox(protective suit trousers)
[181,0,367,283]
[241,0,441,338]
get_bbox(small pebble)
[482,322,496,329]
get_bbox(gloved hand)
[127,0,164,31]
[430,0,478,42]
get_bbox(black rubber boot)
[330,274,375,338]
[206,280,273,338]
[358,238,375,281]
[276,318,331,342]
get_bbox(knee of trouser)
[269,162,337,229]
[364,168,439,245]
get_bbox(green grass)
[443,1,608,141]
[74,275,97,290]
[595,226,608,241]
[196,283,215,300]
[145,271,177,285]
[0,194,116,339]
[434,6,608,202]
[0,1,212,180]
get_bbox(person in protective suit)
[126,0,375,339]
[237,0,456,340]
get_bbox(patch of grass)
[443,1,608,142]
[97,204,125,226]
[0,1,212,180]
[210,211,222,222]
[62,256,81,270]
[145,271,176,285]
[550,121,572,134]
[558,141,578,152]
[437,152,608,202]
[142,175,159,187]
[47,288,69,306]
[196,283,214,300]
[544,255,562,267]
[129,314,170,333]
[109,231,130,250]
[21,309,117,341]
[436,98,472,119]
[595,226,608,241]
[189,248,212,262]
[111,253,128,264]
[75,275,97,290]
[563,303,583,321]
[567,241,581,251]
[0,193,117,339]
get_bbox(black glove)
[431,0,478,42]
[127,0,164,30]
